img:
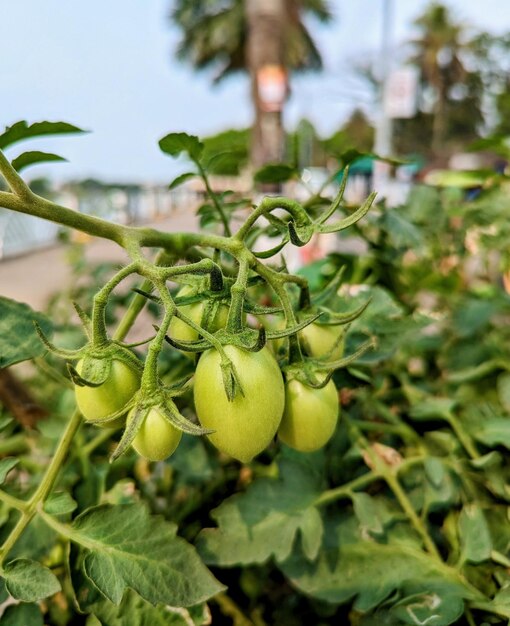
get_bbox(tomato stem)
[0,266,158,564]
[348,419,443,561]
[227,257,250,332]
[91,263,139,346]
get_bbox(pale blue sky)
[1,0,508,182]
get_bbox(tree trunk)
[432,76,447,157]
[246,0,288,169]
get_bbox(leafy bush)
[0,122,510,625]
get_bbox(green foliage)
[202,128,249,175]
[2,121,510,625]
[69,503,224,606]
[171,0,331,81]
[197,454,324,565]
[0,120,85,150]
[11,151,67,172]
[254,163,298,184]
[0,296,54,367]
[159,133,204,161]
[281,539,473,613]
[87,591,211,626]
[0,458,19,484]
[0,603,44,626]
[2,558,61,602]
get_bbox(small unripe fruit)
[278,378,339,452]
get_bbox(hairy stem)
[197,162,231,237]
[0,150,32,198]
[91,263,139,345]
[348,421,442,561]
[227,257,250,332]
[0,410,81,564]
[0,265,154,563]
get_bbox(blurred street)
[0,209,199,311]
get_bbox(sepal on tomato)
[163,332,212,353]
[33,321,85,359]
[284,339,375,391]
[220,356,245,402]
[265,312,322,344]
[311,338,375,371]
[111,401,147,461]
[110,385,211,461]
[69,356,112,387]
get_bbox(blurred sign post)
[384,67,418,119]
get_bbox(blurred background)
[1,0,510,278]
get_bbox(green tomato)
[278,378,339,452]
[193,345,285,463]
[75,358,140,427]
[130,407,182,461]
[300,323,345,360]
[169,285,228,353]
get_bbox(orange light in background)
[257,64,288,112]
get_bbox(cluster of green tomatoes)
[73,284,347,464]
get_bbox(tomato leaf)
[0,297,54,367]
[205,151,242,176]
[2,558,61,602]
[0,458,19,485]
[159,133,203,161]
[0,603,44,626]
[390,587,465,626]
[11,151,67,172]
[43,491,78,516]
[351,493,387,537]
[0,120,86,150]
[88,590,211,626]
[472,417,510,449]
[69,503,223,606]
[196,454,324,565]
[458,504,492,564]
[254,163,297,184]
[280,533,475,611]
[168,171,196,190]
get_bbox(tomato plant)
[2,121,510,626]
[278,377,339,452]
[194,345,285,462]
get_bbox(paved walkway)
[0,210,199,311]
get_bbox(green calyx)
[110,382,211,462]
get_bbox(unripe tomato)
[75,358,140,427]
[193,345,285,462]
[300,323,345,360]
[169,285,228,352]
[278,378,339,452]
[130,407,182,461]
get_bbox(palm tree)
[172,0,331,168]
[410,3,471,155]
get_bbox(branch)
[0,150,32,198]
[0,189,127,245]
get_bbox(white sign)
[384,67,418,119]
